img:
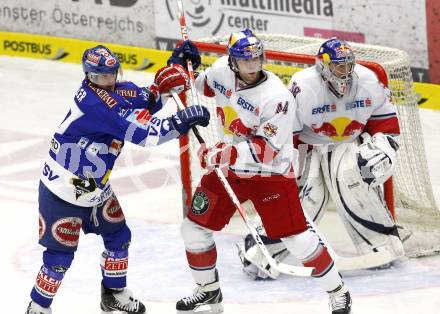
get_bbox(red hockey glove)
[198,142,238,170]
[154,64,190,94]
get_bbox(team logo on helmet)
[228,29,264,59]
[86,53,100,66]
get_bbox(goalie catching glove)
[198,142,238,170]
[357,132,399,187]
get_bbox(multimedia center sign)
[155,0,429,82]
[154,0,334,50]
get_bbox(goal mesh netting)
[180,34,440,257]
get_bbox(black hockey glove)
[169,105,210,135]
[167,40,201,71]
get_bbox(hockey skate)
[25,301,52,314]
[100,281,146,314]
[328,284,352,314]
[176,273,223,314]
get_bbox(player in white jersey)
[167,30,352,314]
[240,38,404,281]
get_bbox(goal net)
[179,34,440,258]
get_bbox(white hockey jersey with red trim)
[288,64,400,145]
[195,56,301,176]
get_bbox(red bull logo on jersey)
[346,98,372,110]
[312,103,337,114]
[312,116,365,141]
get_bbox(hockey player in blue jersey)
[25,44,209,314]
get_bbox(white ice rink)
[1,56,440,314]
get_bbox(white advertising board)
[0,0,155,47]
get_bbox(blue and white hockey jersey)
[40,79,179,207]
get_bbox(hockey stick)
[304,212,395,271]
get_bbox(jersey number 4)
[275,101,289,115]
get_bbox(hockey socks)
[30,250,73,308]
[100,249,128,289]
[186,245,218,285]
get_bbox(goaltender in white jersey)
[240,38,405,281]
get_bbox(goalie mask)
[227,28,264,75]
[316,38,355,98]
[82,45,122,89]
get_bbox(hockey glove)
[167,40,201,70]
[154,64,190,95]
[198,142,238,170]
[357,132,399,187]
[169,105,210,136]
[141,85,162,115]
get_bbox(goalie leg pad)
[299,148,330,224]
[321,143,404,258]
[181,218,217,285]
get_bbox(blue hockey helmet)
[82,45,121,88]
[316,38,355,97]
[227,29,264,73]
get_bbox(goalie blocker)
[239,134,405,279]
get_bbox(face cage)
[229,54,265,74]
[321,59,354,97]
